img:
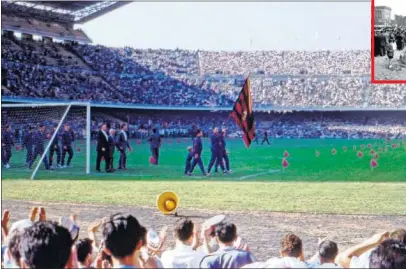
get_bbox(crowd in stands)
[2,35,406,108]
[68,44,232,106]
[197,50,371,75]
[92,110,406,140]
[1,207,405,268]
[2,109,406,142]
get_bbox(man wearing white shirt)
[337,229,406,268]
[242,233,308,269]
[311,240,341,268]
[161,218,204,268]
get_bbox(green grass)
[2,181,406,215]
[2,138,406,215]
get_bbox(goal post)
[1,102,91,180]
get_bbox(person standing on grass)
[107,129,116,173]
[23,126,34,167]
[61,124,74,168]
[29,124,50,170]
[261,130,270,145]
[188,129,207,176]
[49,125,61,169]
[207,127,226,176]
[184,146,194,175]
[96,124,110,173]
[148,128,162,165]
[116,123,132,170]
[2,125,14,168]
[215,129,230,173]
[252,132,259,145]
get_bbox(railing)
[2,97,406,111]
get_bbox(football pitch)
[2,138,406,215]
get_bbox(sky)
[375,0,406,17]
[78,2,370,51]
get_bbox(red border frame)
[371,0,406,83]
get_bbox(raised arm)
[336,231,389,268]
[1,209,10,241]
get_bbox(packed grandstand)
[2,35,406,108]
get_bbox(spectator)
[101,213,147,268]
[369,239,406,269]
[19,221,73,269]
[75,238,94,268]
[245,233,309,268]
[337,230,406,269]
[199,222,256,268]
[313,240,341,268]
[4,230,23,268]
[161,218,204,268]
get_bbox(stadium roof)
[1,1,131,25]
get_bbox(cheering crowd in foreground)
[1,207,405,269]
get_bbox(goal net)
[1,103,90,180]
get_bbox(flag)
[230,78,255,148]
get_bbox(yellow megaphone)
[156,191,179,215]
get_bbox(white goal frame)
[1,102,91,179]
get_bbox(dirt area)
[374,47,406,80]
[2,200,405,261]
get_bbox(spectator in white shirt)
[311,240,341,268]
[336,229,406,269]
[161,218,204,268]
[244,233,308,268]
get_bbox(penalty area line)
[238,169,280,180]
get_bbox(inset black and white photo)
[374,0,406,80]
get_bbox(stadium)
[1,1,406,269]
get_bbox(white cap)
[203,215,226,228]
[9,219,33,235]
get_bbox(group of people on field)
[185,127,231,176]
[95,123,163,172]
[1,123,75,170]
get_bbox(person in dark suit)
[29,124,50,170]
[107,129,116,172]
[2,125,14,168]
[207,127,226,175]
[23,126,34,167]
[1,145,5,167]
[49,125,61,168]
[215,129,230,173]
[252,131,259,145]
[148,128,162,165]
[261,130,270,145]
[188,129,206,176]
[386,42,394,68]
[96,124,110,172]
[184,146,194,175]
[116,123,132,170]
[61,124,74,168]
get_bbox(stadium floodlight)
[1,102,91,180]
